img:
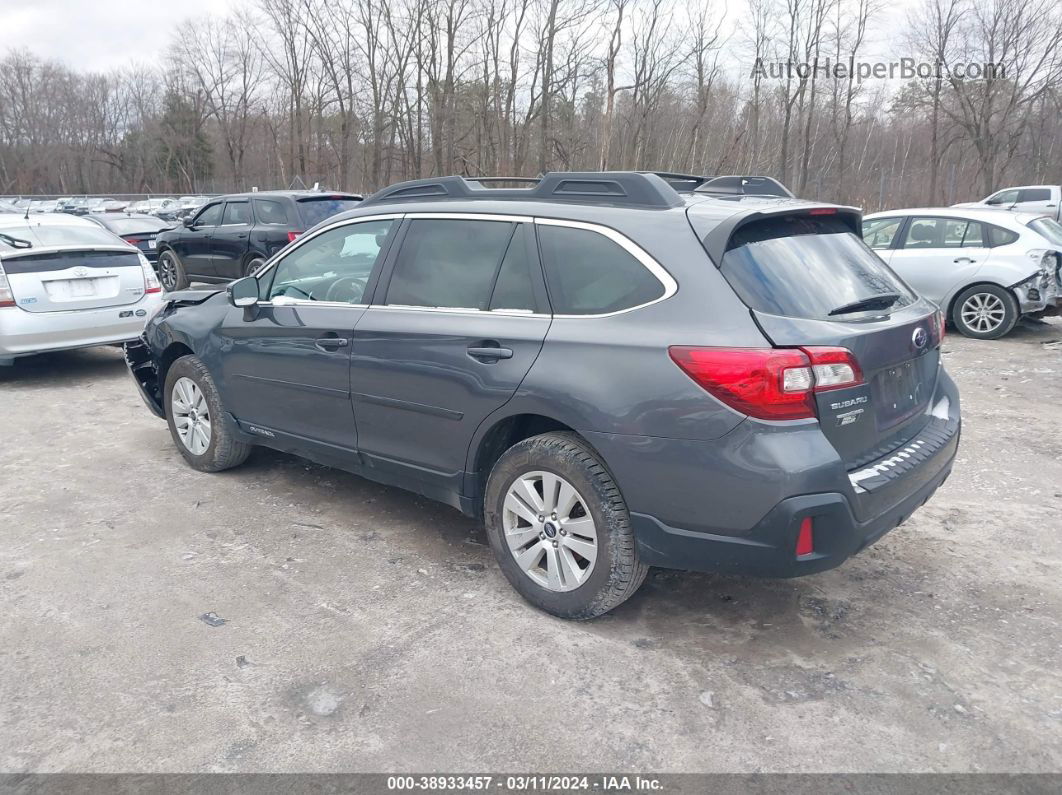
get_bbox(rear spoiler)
[697,204,863,265]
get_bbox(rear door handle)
[467,345,513,361]
[315,336,349,351]
[953,257,977,264]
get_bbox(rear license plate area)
[874,360,925,429]
[45,278,99,299]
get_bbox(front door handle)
[467,345,513,361]
[315,336,349,351]
[953,257,977,264]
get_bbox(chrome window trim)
[533,217,678,319]
[250,211,679,319]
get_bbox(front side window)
[862,217,902,249]
[385,219,518,310]
[986,189,1019,205]
[194,203,223,227]
[222,201,251,225]
[536,224,665,315]
[265,219,394,304]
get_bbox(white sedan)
[0,214,164,365]
[862,207,1061,339]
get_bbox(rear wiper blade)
[0,232,32,249]
[828,293,900,316]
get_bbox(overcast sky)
[2,0,237,72]
[5,0,916,74]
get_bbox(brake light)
[795,517,814,557]
[125,237,141,245]
[808,207,838,215]
[668,346,863,421]
[138,252,162,294]
[0,260,13,308]
[287,231,302,243]
[933,309,946,344]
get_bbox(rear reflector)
[795,517,814,557]
[668,346,863,421]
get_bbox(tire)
[952,284,1019,339]
[163,355,252,472]
[157,249,188,291]
[484,432,648,619]
[244,257,265,278]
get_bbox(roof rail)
[359,172,685,209]
[694,176,794,198]
[645,172,714,191]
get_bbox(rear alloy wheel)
[157,250,188,291]
[952,284,1018,339]
[164,355,251,472]
[244,257,265,278]
[484,432,648,619]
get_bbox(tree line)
[1,0,1060,210]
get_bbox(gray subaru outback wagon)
[125,172,960,618]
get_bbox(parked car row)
[0,189,359,364]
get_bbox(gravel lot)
[1,318,1060,774]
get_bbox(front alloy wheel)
[171,376,211,454]
[503,471,598,592]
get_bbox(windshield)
[0,224,125,249]
[1028,218,1062,247]
[297,197,361,227]
[719,215,916,320]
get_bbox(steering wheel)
[324,275,367,303]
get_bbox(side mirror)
[228,276,259,308]
[183,216,195,228]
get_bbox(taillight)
[668,346,863,421]
[0,260,14,308]
[287,231,302,243]
[933,309,946,344]
[125,237,141,245]
[138,252,162,294]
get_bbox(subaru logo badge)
[912,327,928,350]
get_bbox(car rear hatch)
[1,247,147,312]
[295,195,362,228]
[688,206,946,473]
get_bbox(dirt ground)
[1,318,1060,773]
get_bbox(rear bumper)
[630,425,958,577]
[0,294,164,360]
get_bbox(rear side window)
[1019,188,1052,202]
[386,219,517,310]
[720,215,915,320]
[536,224,665,315]
[987,225,1019,247]
[222,201,251,225]
[297,197,361,227]
[254,199,291,226]
[901,217,981,249]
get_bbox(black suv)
[154,190,362,291]
[125,172,960,619]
